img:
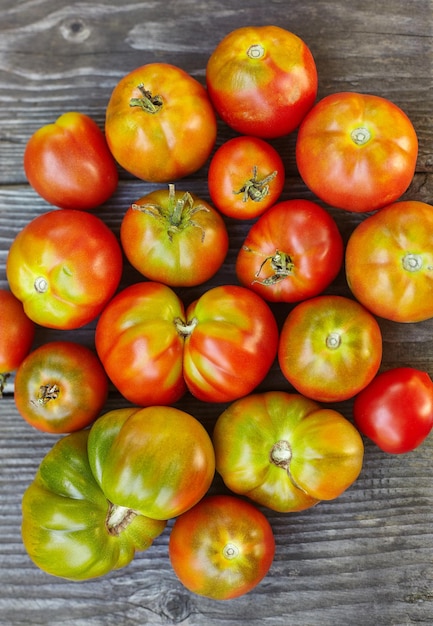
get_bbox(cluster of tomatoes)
[2,25,433,600]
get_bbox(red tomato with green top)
[24,112,118,210]
[169,495,275,600]
[95,282,278,405]
[278,295,383,402]
[120,184,228,286]
[353,367,433,454]
[6,209,123,330]
[0,289,35,394]
[212,391,364,513]
[296,92,418,212]
[14,341,109,434]
[206,25,318,138]
[236,199,343,302]
[207,136,285,219]
[345,200,433,323]
[105,63,217,182]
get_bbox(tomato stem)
[129,84,163,113]
[234,166,278,203]
[174,316,198,337]
[0,372,10,398]
[326,332,341,350]
[33,383,60,405]
[34,276,48,293]
[270,440,292,469]
[245,248,294,287]
[223,542,239,560]
[350,126,371,146]
[402,253,423,272]
[247,43,265,59]
[106,502,138,536]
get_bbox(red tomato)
[207,136,285,219]
[105,63,217,182]
[6,209,123,329]
[120,184,228,286]
[24,112,118,211]
[345,200,433,323]
[353,367,433,454]
[236,199,343,302]
[278,295,383,402]
[14,341,108,434]
[169,495,275,600]
[206,25,318,138]
[296,92,418,212]
[95,282,279,405]
[0,289,35,395]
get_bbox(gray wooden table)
[1,1,433,624]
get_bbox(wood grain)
[1,1,433,624]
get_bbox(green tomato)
[21,428,166,580]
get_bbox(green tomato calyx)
[129,84,163,114]
[246,248,294,287]
[0,372,10,398]
[234,165,278,203]
[33,383,60,406]
[131,184,209,242]
[106,502,138,536]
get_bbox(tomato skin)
[345,200,433,323]
[21,428,167,580]
[14,341,109,434]
[96,282,279,405]
[182,285,279,402]
[353,367,433,454]
[236,199,343,302]
[24,112,118,211]
[212,392,364,512]
[206,25,318,138]
[278,295,382,402]
[87,406,215,520]
[296,92,418,212]
[105,63,217,182]
[120,185,229,286]
[207,136,285,219]
[0,289,35,375]
[169,495,275,600]
[6,209,123,329]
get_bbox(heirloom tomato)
[206,25,318,138]
[87,405,215,520]
[207,136,285,219]
[212,391,364,512]
[236,199,343,302]
[353,367,433,454]
[14,341,108,434]
[6,209,123,329]
[22,428,166,580]
[278,295,382,402]
[105,63,217,182]
[169,495,275,600]
[345,200,433,322]
[296,92,418,212]
[95,282,278,405]
[24,112,118,210]
[0,289,35,395]
[120,184,228,286]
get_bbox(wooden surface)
[1,1,433,624]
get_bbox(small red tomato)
[353,367,433,454]
[14,341,109,434]
[24,112,118,210]
[208,136,285,219]
[169,495,275,600]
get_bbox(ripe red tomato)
[207,136,285,219]
[206,25,318,138]
[6,209,123,329]
[24,112,118,211]
[169,495,275,600]
[296,92,418,212]
[105,63,217,182]
[0,289,35,395]
[14,341,109,434]
[120,184,228,286]
[95,282,279,405]
[278,295,383,402]
[353,367,433,454]
[213,391,364,512]
[236,199,343,302]
[345,200,433,323]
